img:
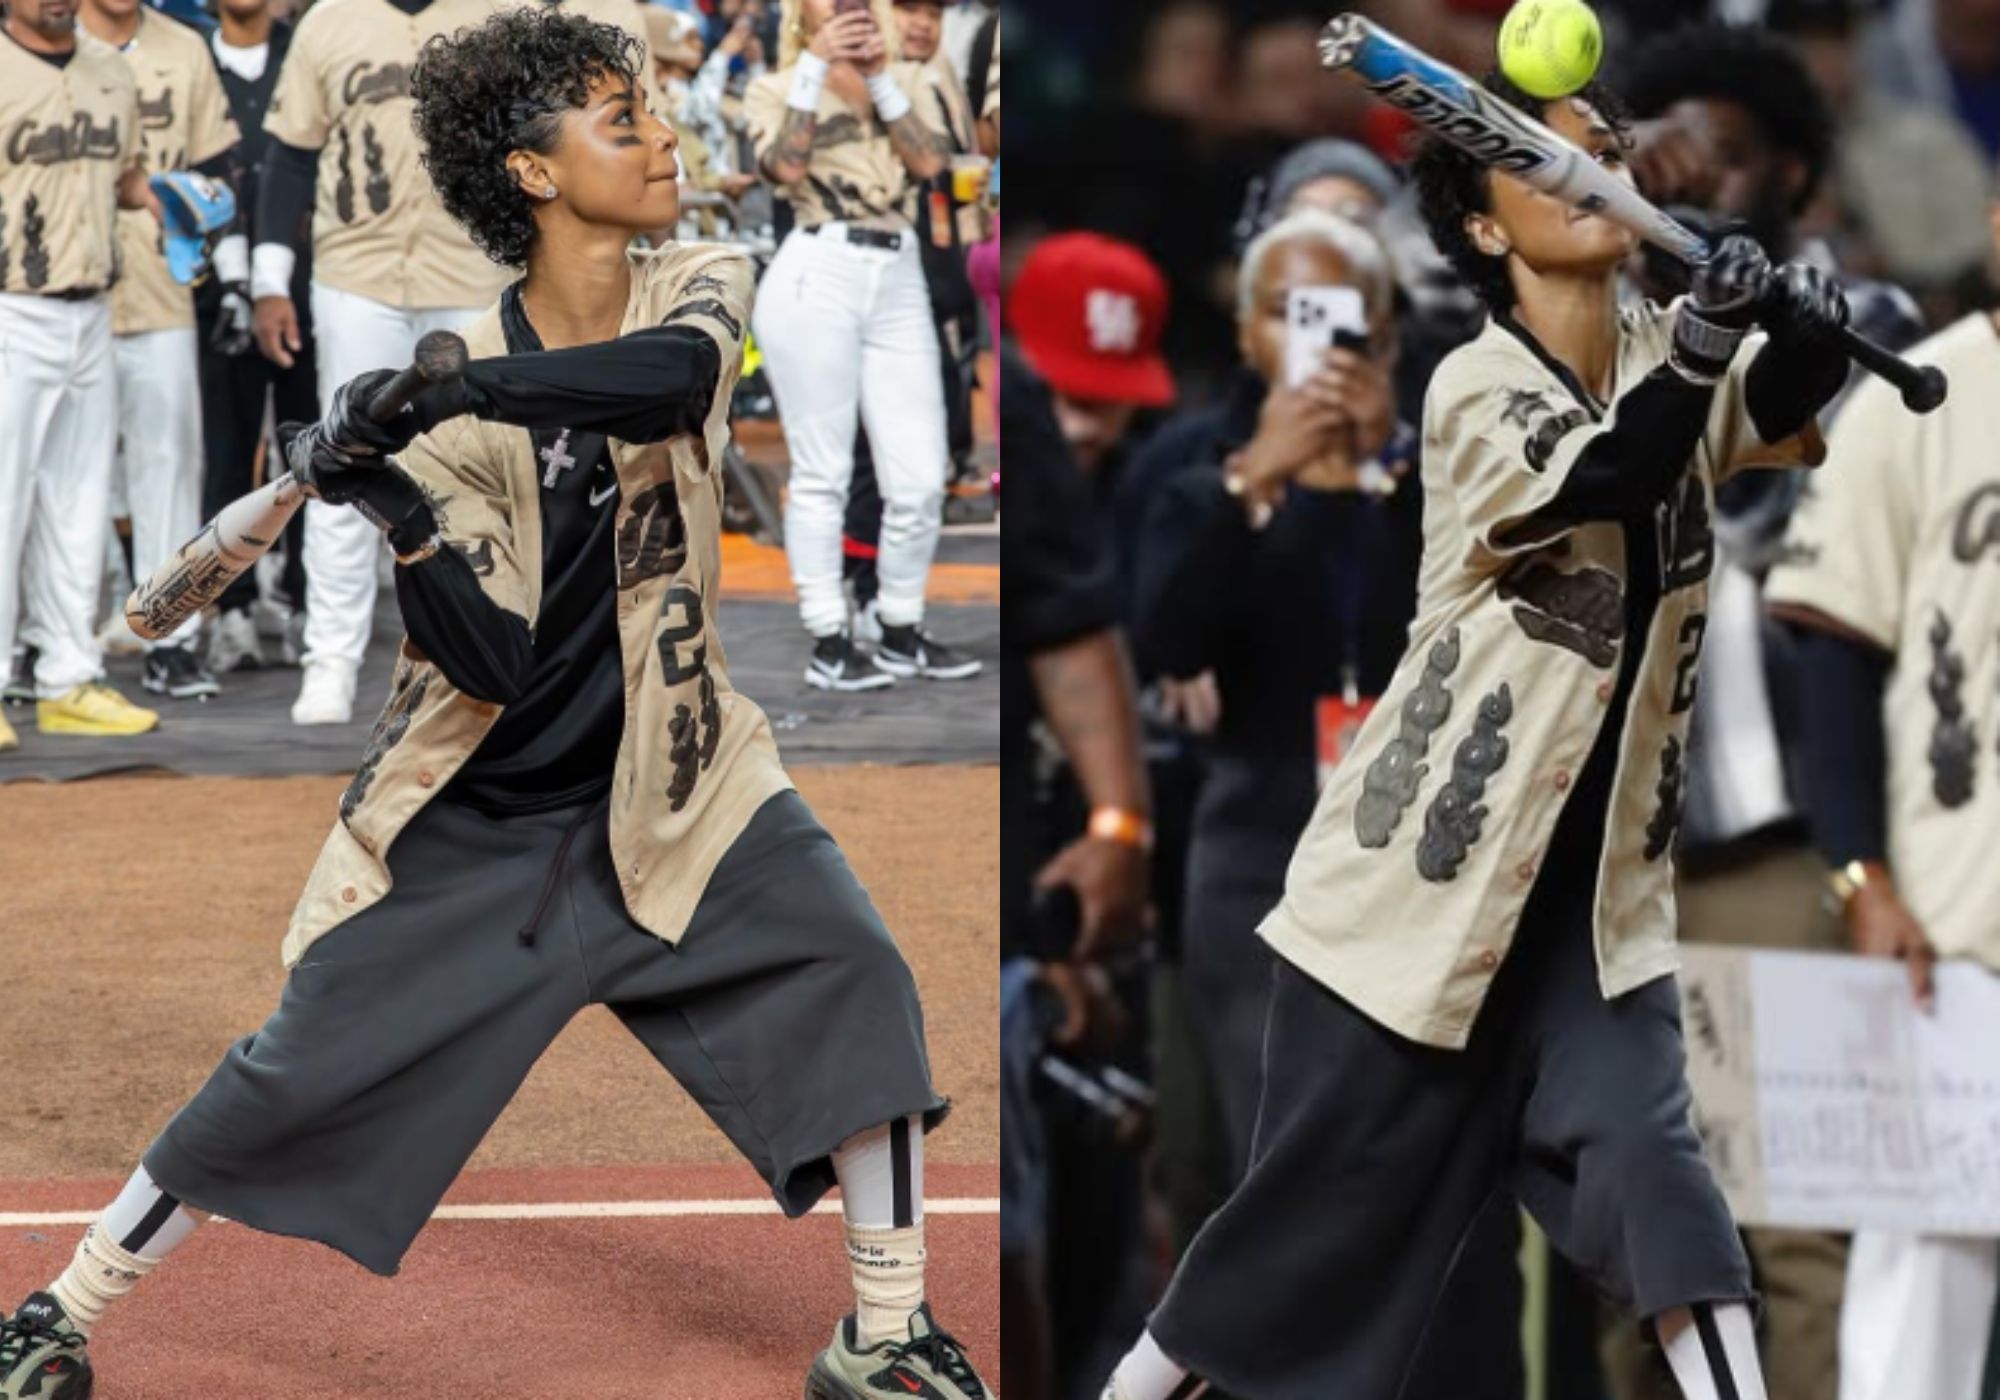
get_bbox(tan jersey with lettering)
[912,54,982,244]
[106,8,239,335]
[285,242,792,963]
[0,31,139,296]
[1261,305,1823,1049]
[746,60,940,231]
[1766,314,2000,971]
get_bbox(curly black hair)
[1617,25,1834,217]
[1411,72,1632,315]
[410,8,643,268]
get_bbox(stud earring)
[543,187,558,200]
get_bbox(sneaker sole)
[802,1357,859,1400]
[875,653,984,681]
[2,692,34,707]
[804,667,896,693]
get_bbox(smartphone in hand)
[1284,285,1367,389]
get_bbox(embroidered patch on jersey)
[656,584,720,811]
[1658,474,1715,593]
[1949,481,2000,562]
[667,703,699,810]
[334,125,356,223]
[1355,627,1460,848]
[1498,559,1621,667]
[1499,388,1554,429]
[22,195,47,289]
[1416,682,1513,882]
[1525,409,1590,474]
[617,482,689,588]
[1927,610,1976,808]
[1643,734,1685,862]
[453,538,495,577]
[341,665,428,821]
[362,122,390,215]
[663,297,743,344]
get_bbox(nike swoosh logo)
[589,482,618,507]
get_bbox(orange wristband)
[1088,806,1152,851]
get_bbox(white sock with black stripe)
[48,1166,201,1334]
[833,1115,926,1348]
[1660,1302,1767,1400]
[1105,1331,1209,1400]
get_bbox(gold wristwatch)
[1826,859,1873,909]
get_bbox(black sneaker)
[807,633,896,692]
[875,625,983,681]
[143,644,221,700]
[3,646,37,707]
[0,1291,92,1400]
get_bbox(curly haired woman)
[0,12,991,1400]
[1099,74,1855,1400]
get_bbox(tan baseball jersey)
[0,31,139,296]
[1765,313,2000,972]
[284,242,792,963]
[106,8,240,336]
[913,54,983,244]
[745,60,941,230]
[1260,304,1824,1049]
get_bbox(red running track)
[0,1164,999,1398]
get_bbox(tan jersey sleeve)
[264,13,331,151]
[1427,346,1606,567]
[1763,374,1922,651]
[661,250,754,433]
[396,419,530,620]
[186,41,241,167]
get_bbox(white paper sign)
[1679,945,2000,1238]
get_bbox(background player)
[1765,194,2000,1400]
[0,12,991,1399]
[78,0,240,702]
[1101,77,1852,1400]
[0,0,166,751]
[749,0,976,690]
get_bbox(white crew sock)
[833,1115,926,1348]
[1661,1301,1768,1400]
[1106,1331,1209,1400]
[48,1166,201,1334]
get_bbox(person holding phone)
[748,0,977,690]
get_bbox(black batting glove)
[210,282,254,357]
[280,419,438,556]
[1746,261,1853,443]
[324,368,429,457]
[1672,234,1770,382]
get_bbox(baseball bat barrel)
[366,329,470,422]
[1319,13,1948,414]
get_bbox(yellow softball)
[1497,0,1603,100]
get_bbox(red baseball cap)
[1006,233,1177,408]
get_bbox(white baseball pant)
[752,225,948,638]
[1839,1230,1997,1400]
[115,327,205,650]
[0,292,118,698]
[302,281,482,668]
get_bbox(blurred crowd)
[0,0,1000,754]
[1002,1,2000,1398]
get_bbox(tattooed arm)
[882,105,949,181]
[760,107,819,187]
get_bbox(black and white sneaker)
[143,644,221,700]
[807,633,896,692]
[875,625,983,681]
[3,645,37,707]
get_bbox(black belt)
[39,286,103,302]
[803,223,905,251]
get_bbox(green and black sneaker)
[0,1292,91,1400]
[805,1302,992,1399]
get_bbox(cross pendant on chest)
[540,429,579,489]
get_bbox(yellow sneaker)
[37,682,160,736]
[0,710,16,753]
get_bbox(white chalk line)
[0,1197,999,1229]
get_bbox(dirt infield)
[0,765,998,1395]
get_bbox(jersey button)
[1516,860,1536,882]
[1596,680,1613,704]
[417,770,436,788]
[340,886,358,904]
[1553,770,1572,791]
[1478,949,1499,971]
